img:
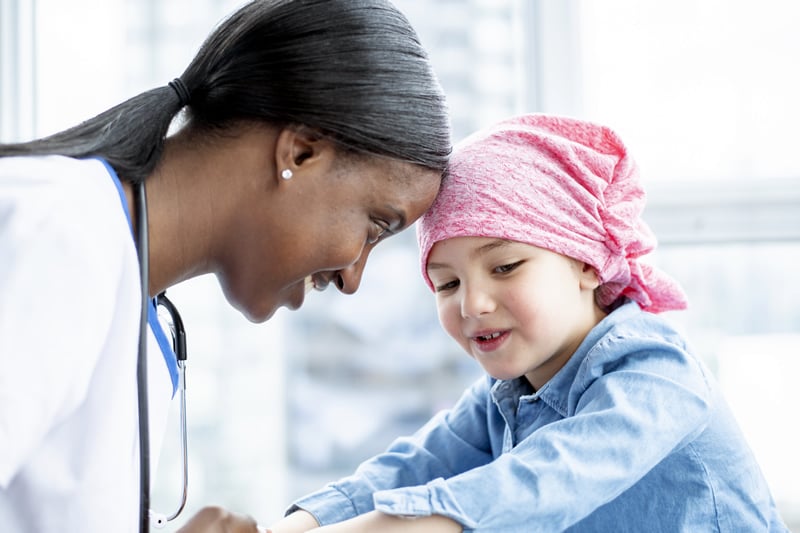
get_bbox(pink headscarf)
[417,113,687,313]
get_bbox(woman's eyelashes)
[367,219,391,244]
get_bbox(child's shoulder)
[563,303,713,413]
[576,302,706,385]
[596,301,690,353]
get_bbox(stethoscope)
[134,181,189,531]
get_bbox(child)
[268,114,788,532]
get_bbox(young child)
[268,114,788,532]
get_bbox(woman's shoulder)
[0,154,135,301]
[1,155,126,229]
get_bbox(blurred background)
[2,0,798,529]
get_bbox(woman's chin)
[226,291,280,324]
[241,290,305,323]
[242,305,278,324]
[219,278,306,323]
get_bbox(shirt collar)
[490,300,642,417]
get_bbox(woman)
[0,0,450,531]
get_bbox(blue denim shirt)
[290,302,788,532]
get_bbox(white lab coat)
[0,155,175,532]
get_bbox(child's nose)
[460,283,496,319]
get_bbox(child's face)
[427,237,604,390]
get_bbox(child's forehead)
[429,236,540,258]
[427,236,583,270]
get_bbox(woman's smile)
[304,275,316,295]
[290,274,326,309]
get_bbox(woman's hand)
[176,506,263,533]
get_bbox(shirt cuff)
[373,478,479,530]
[286,486,360,526]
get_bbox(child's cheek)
[437,299,464,343]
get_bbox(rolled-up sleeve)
[375,338,713,531]
[288,376,495,525]
[291,326,714,532]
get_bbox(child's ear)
[579,262,601,290]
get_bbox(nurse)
[0,1,450,532]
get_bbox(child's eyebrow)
[426,261,448,271]
[474,239,512,257]
[427,239,512,271]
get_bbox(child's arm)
[267,509,319,533]
[315,337,711,531]
[278,343,712,532]
[355,336,713,531]
[279,376,496,530]
[313,511,461,533]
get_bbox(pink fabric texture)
[417,113,687,313]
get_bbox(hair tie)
[168,78,191,107]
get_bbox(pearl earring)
[280,169,293,180]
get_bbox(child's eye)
[434,279,459,292]
[494,261,523,274]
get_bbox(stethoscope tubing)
[169,368,188,522]
[154,292,189,524]
[135,180,152,533]
[136,181,190,531]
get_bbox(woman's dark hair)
[0,0,451,183]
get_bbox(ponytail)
[0,85,186,183]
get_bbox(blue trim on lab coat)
[97,157,179,395]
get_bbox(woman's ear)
[274,126,332,181]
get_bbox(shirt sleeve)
[287,376,496,526]
[374,337,713,532]
[293,336,712,532]
[0,164,124,486]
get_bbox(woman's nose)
[460,283,496,319]
[333,252,369,295]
